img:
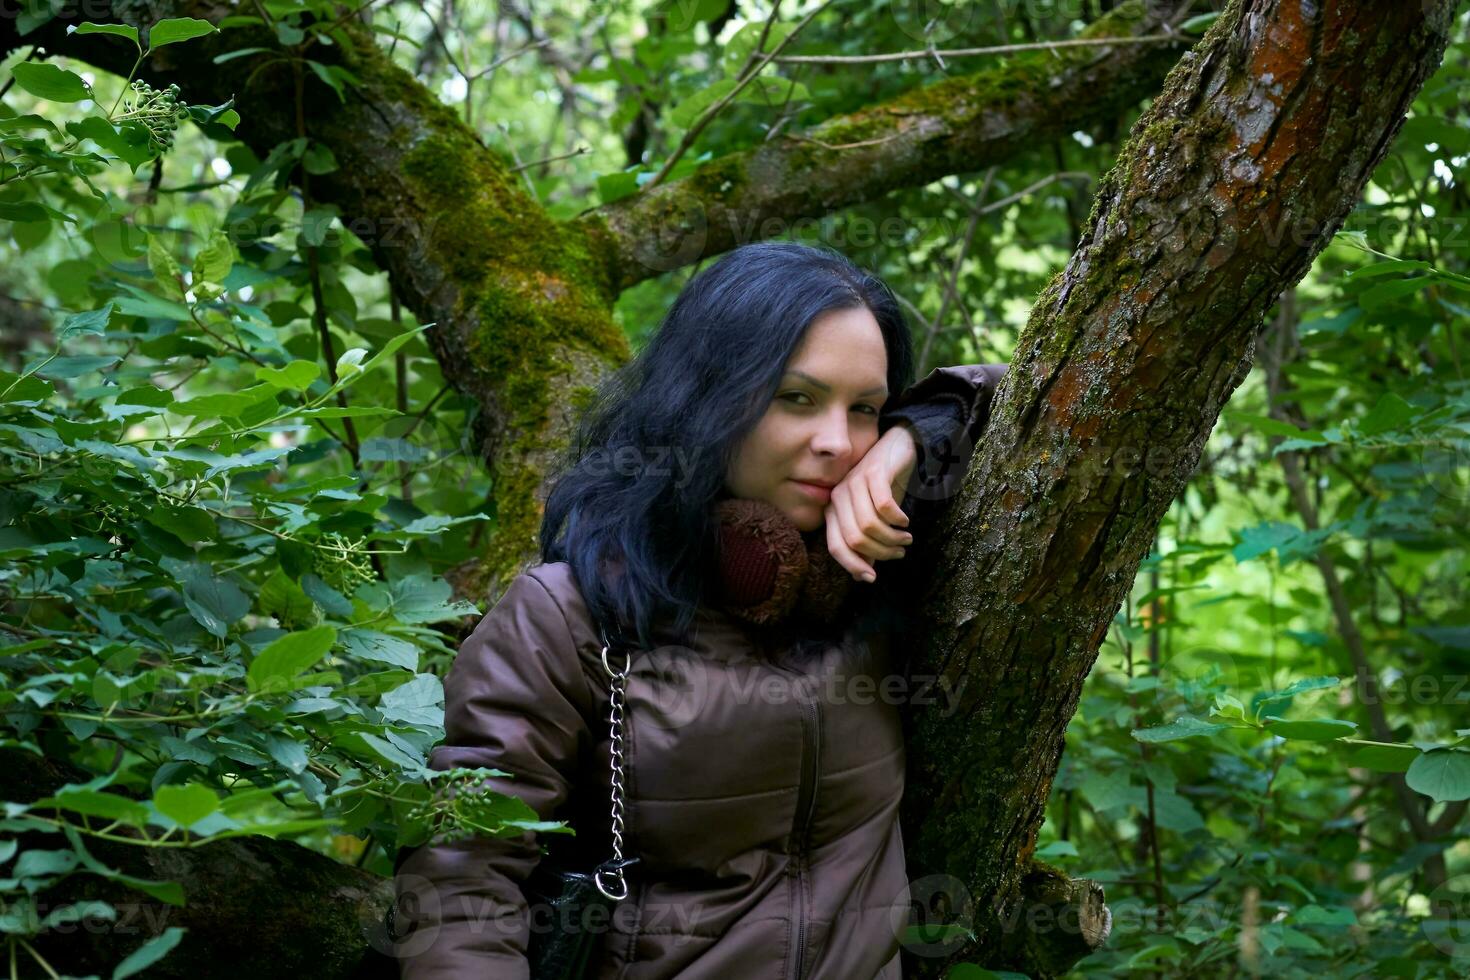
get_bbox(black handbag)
[521,620,641,980]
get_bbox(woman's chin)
[788,504,824,533]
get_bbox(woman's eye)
[779,393,878,414]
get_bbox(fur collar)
[710,498,853,630]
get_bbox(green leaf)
[665,0,729,30]
[111,282,192,321]
[360,575,478,624]
[255,360,320,390]
[0,371,53,405]
[1359,276,1435,312]
[341,629,419,670]
[148,234,186,302]
[302,142,338,175]
[306,59,350,103]
[173,383,279,420]
[1293,904,1358,928]
[179,563,250,638]
[1152,789,1205,832]
[34,790,149,826]
[0,201,51,223]
[112,927,186,980]
[669,77,740,129]
[10,63,92,102]
[1345,740,1421,773]
[29,355,120,379]
[1357,392,1416,437]
[69,21,141,51]
[192,229,234,287]
[1406,749,1470,802]
[147,17,218,50]
[144,503,215,544]
[263,734,309,775]
[1258,675,1341,705]
[15,848,80,879]
[379,673,443,727]
[1262,716,1357,740]
[596,170,641,204]
[1226,411,1328,442]
[248,626,337,694]
[302,206,337,247]
[276,20,306,45]
[60,302,114,338]
[152,783,219,827]
[1344,259,1432,280]
[1232,521,1302,562]
[340,324,434,387]
[1132,716,1231,743]
[1180,11,1221,33]
[116,384,174,408]
[735,75,810,109]
[41,900,116,929]
[258,569,317,628]
[296,405,400,419]
[722,22,796,73]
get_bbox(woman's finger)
[843,474,906,562]
[859,466,913,551]
[824,496,874,581]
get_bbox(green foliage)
[0,4,551,976]
[2,0,1467,978]
[1036,41,1470,976]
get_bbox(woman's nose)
[810,411,853,457]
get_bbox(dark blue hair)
[539,241,917,650]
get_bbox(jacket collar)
[710,497,853,630]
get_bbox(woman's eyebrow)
[783,370,887,398]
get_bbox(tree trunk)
[2,0,1189,596]
[2,0,1456,977]
[896,1,1456,975]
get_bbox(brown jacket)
[393,364,1007,980]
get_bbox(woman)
[393,241,1007,979]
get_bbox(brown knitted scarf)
[710,497,854,629]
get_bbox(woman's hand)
[824,424,919,582]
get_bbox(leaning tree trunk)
[1,0,1456,977]
[896,1,1457,976]
[3,0,1188,599]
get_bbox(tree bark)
[577,4,1191,292]
[2,0,1456,977]
[2,0,1188,596]
[895,1,1456,975]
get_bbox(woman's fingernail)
[862,571,876,583]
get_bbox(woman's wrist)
[877,423,920,499]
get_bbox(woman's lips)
[790,480,833,504]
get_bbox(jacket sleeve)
[877,362,1008,531]
[392,570,593,980]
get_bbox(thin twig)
[644,0,841,190]
[509,144,590,173]
[918,168,995,374]
[773,33,1181,66]
[466,37,553,81]
[786,131,903,152]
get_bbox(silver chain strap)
[594,626,632,901]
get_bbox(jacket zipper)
[790,680,821,980]
[757,630,824,980]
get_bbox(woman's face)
[725,305,890,532]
